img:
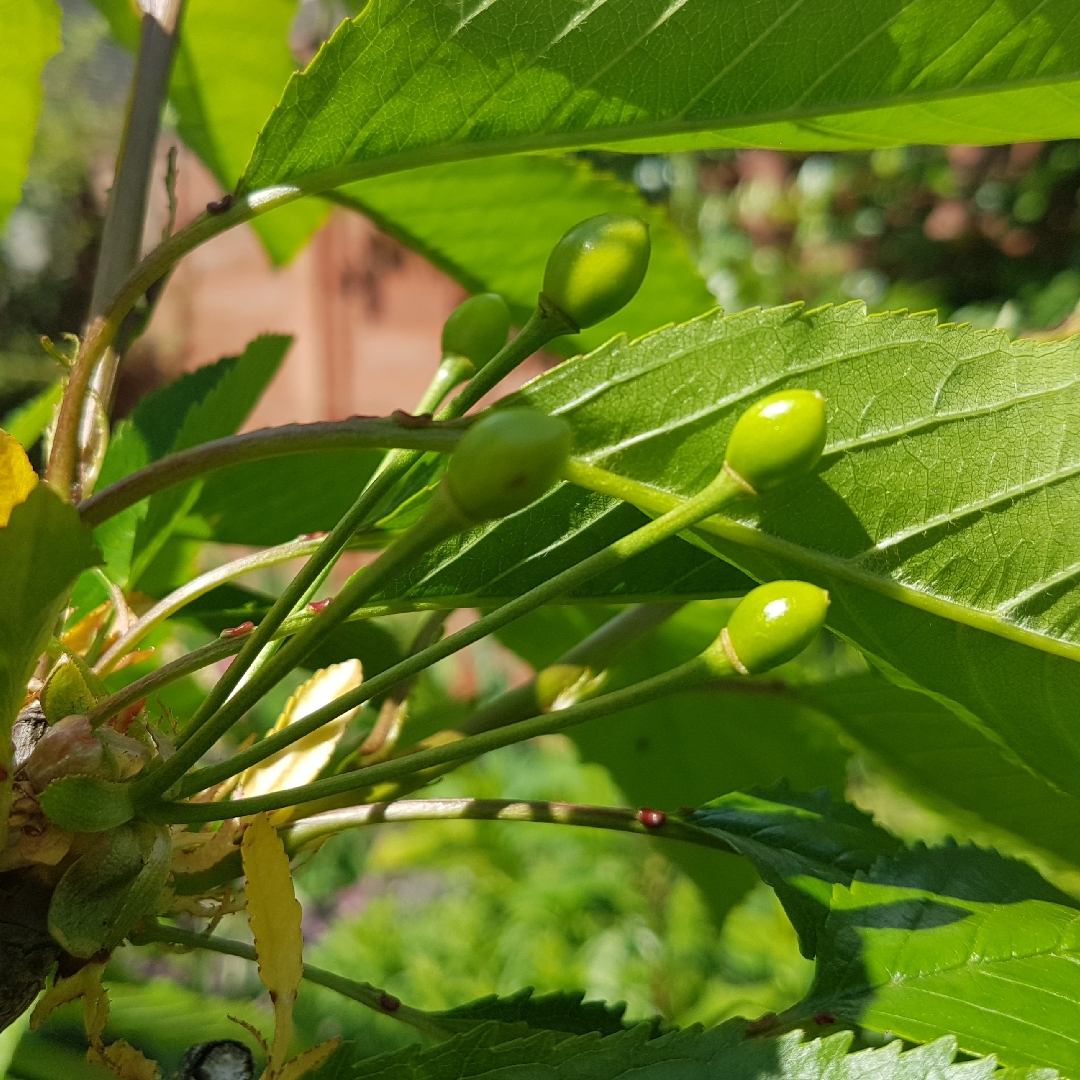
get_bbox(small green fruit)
[724,390,827,492]
[722,580,830,675]
[441,293,511,368]
[541,213,651,329]
[444,409,572,523]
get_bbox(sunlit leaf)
[0,429,38,527]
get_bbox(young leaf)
[305,1020,1012,1080]
[335,155,712,355]
[799,843,1080,1074]
[239,0,1080,207]
[0,0,60,233]
[515,304,1080,806]
[687,786,903,957]
[241,813,303,1077]
[93,335,290,588]
[240,661,364,814]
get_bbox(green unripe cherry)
[722,580,830,675]
[444,409,572,523]
[441,293,511,368]
[541,213,651,329]
[724,389,827,493]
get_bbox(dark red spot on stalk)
[637,808,666,828]
[221,621,255,638]
[813,1012,836,1026]
[207,194,234,213]
[307,598,333,613]
[378,993,400,1012]
[299,531,328,541]
[0,766,7,782]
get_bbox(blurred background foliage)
[8,1,1080,1076]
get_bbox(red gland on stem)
[637,808,667,828]
[307,598,333,613]
[220,621,255,638]
[378,993,401,1012]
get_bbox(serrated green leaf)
[688,786,903,957]
[496,603,850,927]
[798,843,1080,1074]
[308,1020,1009,1080]
[512,304,1080,806]
[802,672,1080,871]
[0,0,60,234]
[335,154,712,355]
[240,0,1080,210]
[93,334,290,587]
[428,987,642,1038]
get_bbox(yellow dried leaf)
[87,1039,159,1080]
[239,661,362,817]
[241,813,303,1078]
[0,429,37,527]
[61,600,112,657]
[169,818,243,874]
[277,1039,342,1080]
[32,962,109,1045]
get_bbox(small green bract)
[441,293,511,368]
[723,580,830,675]
[541,213,651,329]
[444,409,572,523]
[724,389,827,492]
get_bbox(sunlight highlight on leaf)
[0,429,38,527]
[239,660,363,820]
[241,813,303,1078]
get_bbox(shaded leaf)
[0,0,60,233]
[93,335,289,587]
[799,843,1080,1074]
[0,380,63,449]
[687,786,903,957]
[335,155,712,355]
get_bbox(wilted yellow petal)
[277,1038,342,1080]
[31,962,109,1044]
[239,661,362,813]
[87,1039,158,1080]
[0,429,37,527]
[241,813,303,1078]
[170,818,243,875]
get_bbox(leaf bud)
[441,293,511,369]
[724,390,827,493]
[443,409,572,523]
[541,213,650,329]
[721,580,830,675]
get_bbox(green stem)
[77,416,466,528]
[175,471,741,798]
[144,646,733,823]
[134,495,468,802]
[287,798,736,854]
[414,355,475,416]
[130,922,455,1041]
